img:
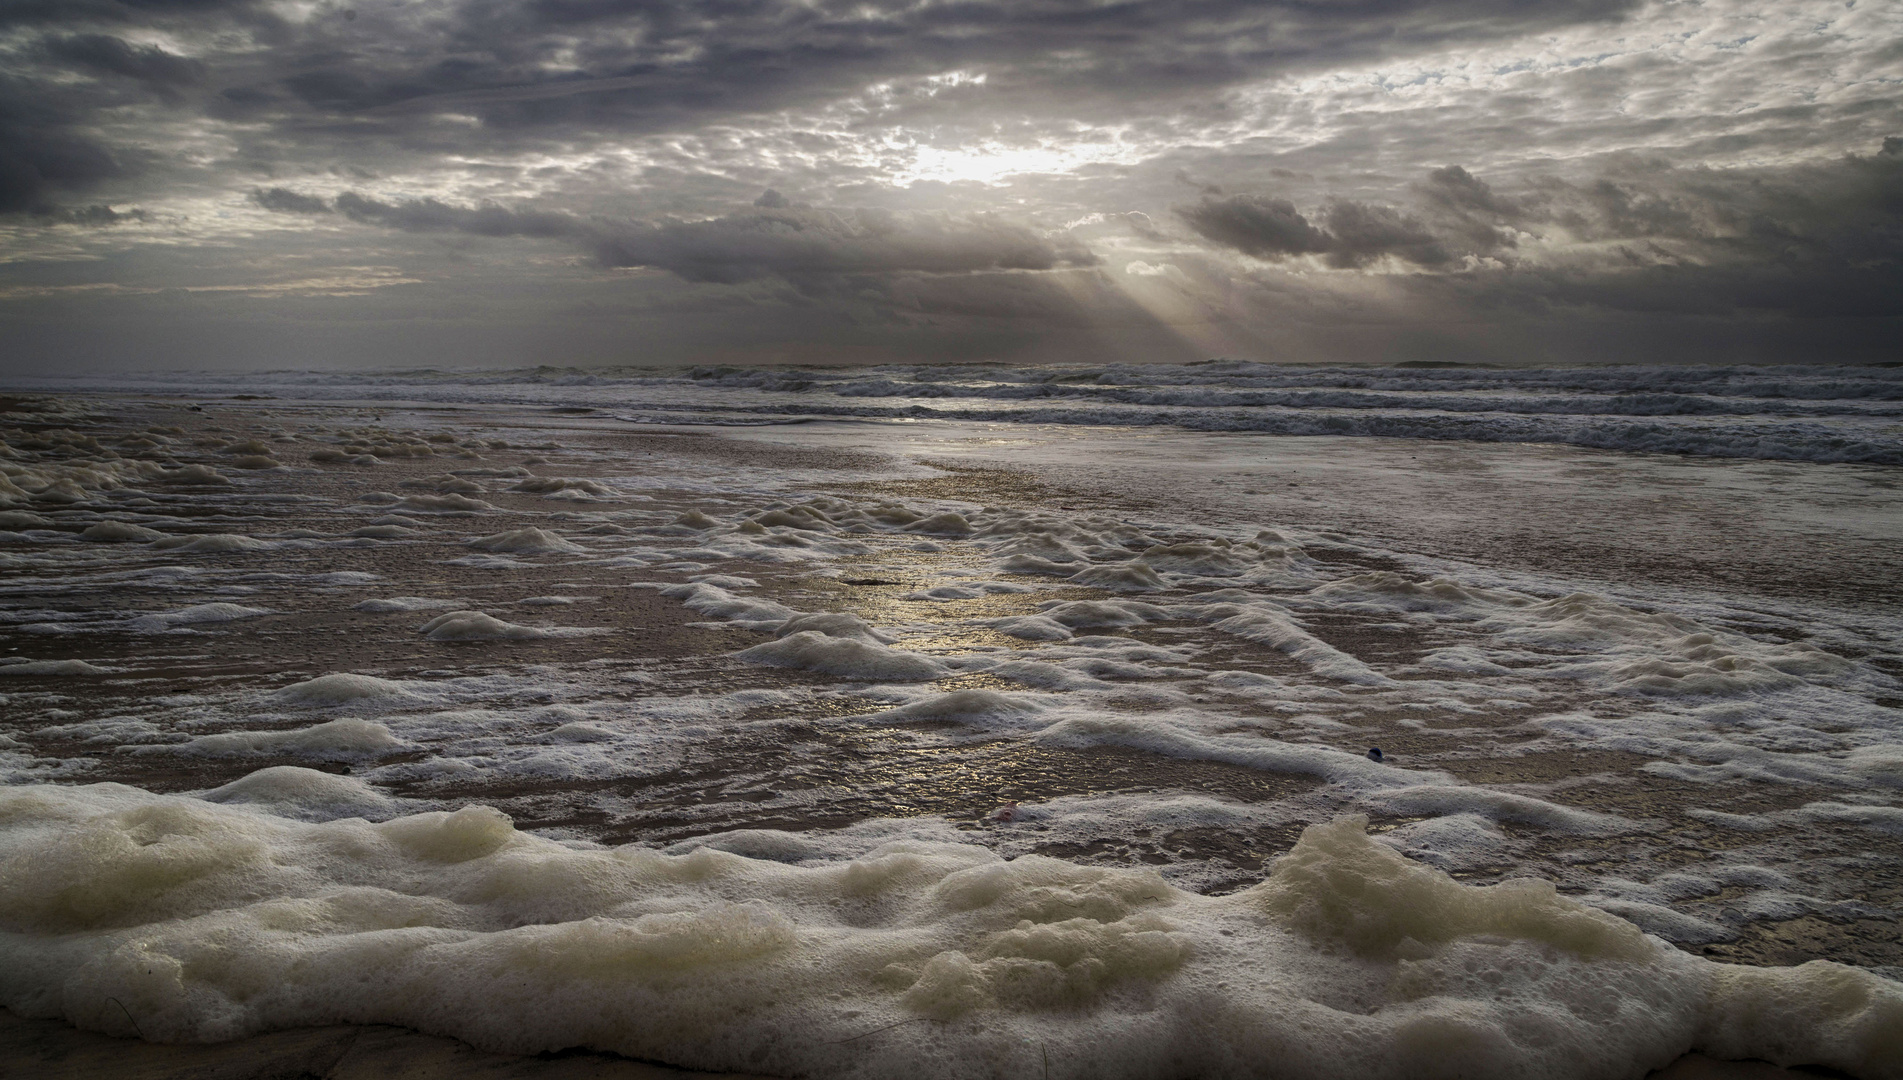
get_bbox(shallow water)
[0,370,1898,1079]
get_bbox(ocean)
[0,361,1899,1078]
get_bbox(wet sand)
[0,1007,772,1080]
[0,1008,1833,1080]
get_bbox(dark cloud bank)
[1175,149,1903,319]
[255,187,1096,283]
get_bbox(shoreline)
[1,392,1898,1079]
[0,1008,1825,1080]
[0,1007,775,1080]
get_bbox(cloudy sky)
[1,0,1898,371]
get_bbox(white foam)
[904,511,974,535]
[1362,784,1632,834]
[467,527,585,554]
[418,611,550,641]
[149,533,268,553]
[399,474,486,494]
[510,477,619,499]
[776,612,896,643]
[169,718,404,758]
[0,659,110,676]
[198,765,401,819]
[865,689,1039,723]
[657,582,797,628]
[79,521,166,542]
[991,614,1074,641]
[364,492,497,514]
[735,631,948,682]
[1067,561,1168,591]
[0,794,1895,1079]
[154,464,232,486]
[271,673,420,707]
[126,602,271,632]
[352,596,463,613]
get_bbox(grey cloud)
[1414,165,1521,253]
[1174,195,1327,259]
[0,0,1658,234]
[4,0,1895,369]
[250,187,331,215]
[46,203,147,225]
[255,191,1098,284]
[1175,193,1454,268]
[1317,201,1450,268]
[1121,211,1166,241]
[591,206,1100,283]
[0,75,133,213]
[332,192,579,238]
[0,0,261,27]
[1189,148,1903,321]
[4,0,1643,160]
[361,0,1640,126]
[40,35,206,87]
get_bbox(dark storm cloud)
[0,0,265,28]
[1186,146,1903,319]
[274,0,1637,129]
[1175,194,1453,268]
[332,192,578,238]
[1174,196,1328,260]
[39,35,206,88]
[0,74,134,213]
[39,203,148,225]
[1414,166,1521,255]
[590,205,1099,283]
[254,190,1097,284]
[0,0,1648,231]
[5,0,1642,166]
[250,187,331,215]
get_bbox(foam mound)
[198,766,400,820]
[1068,561,1168,591]
[374,493,496,514]
[400,474,485,494]
[174,718,403,758]
[79,521,166,542]
[466,528,585,554]
[150,533,267,553]
[776,612,896,643]
[0,658,110,677]
[418,611,549,641]
[735,631,948,682]
[990,614,1074,640]
[352,596,461,613]
[904,512,974,536]
[509,477,619,499]
[0,796,1895,1080]
[868,689,1037,722]
[271,673,418,706]
[126,603,271,632]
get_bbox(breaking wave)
[8,361,1901,464]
